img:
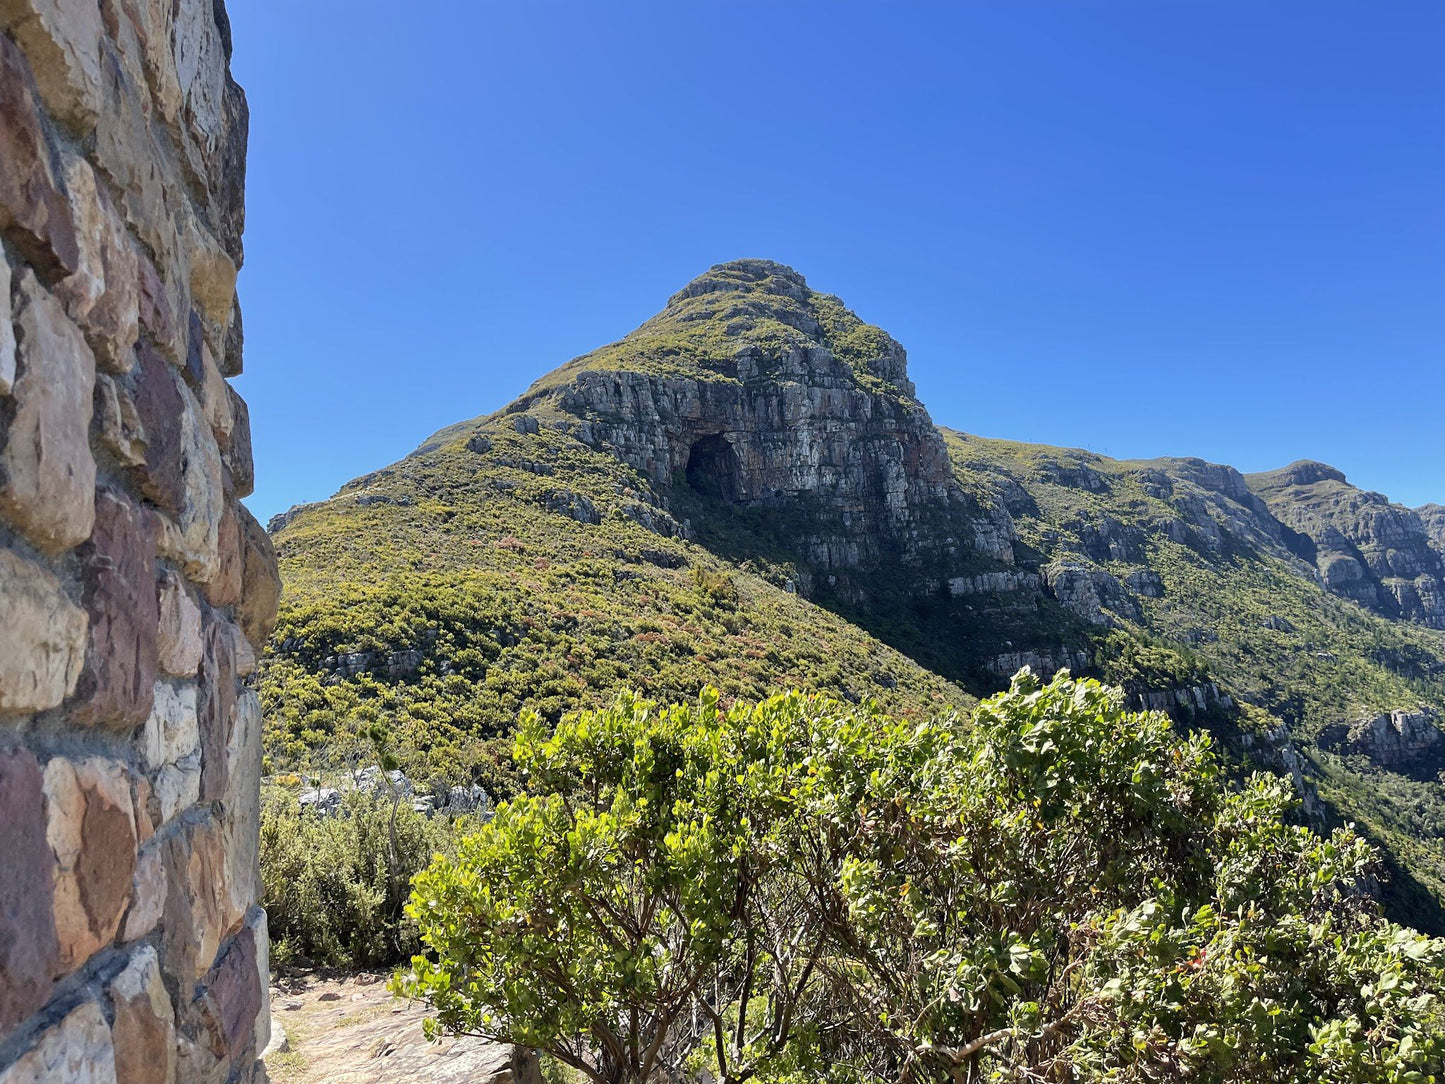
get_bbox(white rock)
[142,680,200,769]
[0,246,14,394]
[0,1000,116,1084]
[0,547,88,712]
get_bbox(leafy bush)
[396,672,1445,1084]
[260,788,463,969]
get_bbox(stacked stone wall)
[0,0,278,1080]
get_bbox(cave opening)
[685,433,741,502]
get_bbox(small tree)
[393,689,829,1084]
[397,673,1445,1084]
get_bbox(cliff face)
[1420,504,1445,558]
[1246,462,1445,629]
[514,260,1016,580]
[0,1,276,1081]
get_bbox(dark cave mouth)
[685,434,741,502]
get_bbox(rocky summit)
[265,259,1445,932]
[1247,460,1445,628]
[430,259,1015,588]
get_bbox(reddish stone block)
[0,747,61,1033]
[194,922,261,1060]
[72,490,160,729]
[137,253,178,358]
[42,756,138,972]
[225,385,253,497]
[0,34,80,275]
[128,339,187,514]
[203,497,243,608]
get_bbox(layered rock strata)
[1247,462,1445,629]
[516,260,1019,590]
[0,1,278,1081]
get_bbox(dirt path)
[264,969,532,1084]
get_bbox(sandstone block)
[0,246,15,393]
[136,255,179,363]
[57,155,140,371]
[234,635,257,677]
[72,490,160,729]
[120,839,166,941]
[171,379,225,584]
[221,691,262,917]
[221,298,242,376]
[237,506,279,648]
[42,756,137,971]
[0,271,97,552]
[0,31,80,274]
[193,917,262,1063]
[105,0,182,128]
[247,908,270,1058]
[198,616,237,801]
[141,679,200,770]
[171,0,227,172]
[131,774,154,842]
[91,39,179,270]
[214,75,247,266]
[0,999,116,1084]
[95,372,148,467]
[151,753,201,827]
[156,569,203,676]
[161,813,236,983]
[225,385,253,495]
[197,341,235,441]
[0,547,87,713]
[0,0,104,132]
[182,211,237,330]
[107,945,177,1084]
[132,350,223,583]
[0,748,60,1034]
[129,341,186,513]
[204,497,243,607]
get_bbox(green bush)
[260,788,464,969]
[396,672,1445,1084]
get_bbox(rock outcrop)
[0,1,276,1081]
[503,260,1018,591]
[1246,462,1445,628]
[1320,708,1445,779]
[1419,504,1445,559]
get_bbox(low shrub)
[260,787,464,969]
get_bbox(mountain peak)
[668,259,812,305]
[512,260,918,406]
[1249,460,1348,489]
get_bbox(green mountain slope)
[946,432,1445,928]
[262,259,1445,930]
[263,413,970,794]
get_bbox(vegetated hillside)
[262,420,970,795]
[947,432,1445,929]
[262,258,1445,930]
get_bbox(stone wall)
[0,0,278,1080]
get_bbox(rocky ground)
[264,969,535,1084]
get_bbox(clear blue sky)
[229,2,1444,526]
